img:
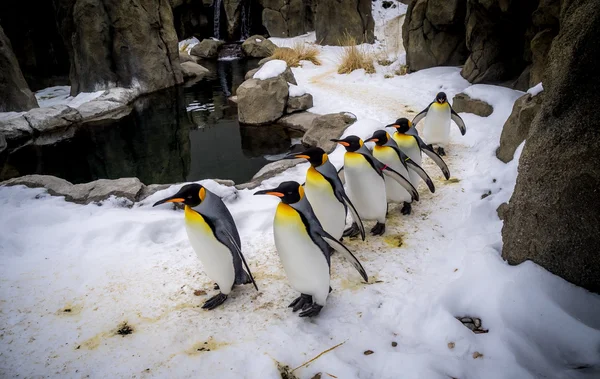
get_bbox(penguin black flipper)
[199,192,258,291]
[405,158,435,193]
[340,192,366,241]
[409,131,451,180]
[320,234,368,282]
[450,107,467,135]
[337,166,345,185]
[412,102,433,126]
[362,148,419,201]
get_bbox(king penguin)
[412,92,466,156]
[388,118,451,207]
[331,135,419,236]
[283,147,365,241]
[255,181,368,317]
[365,130,435,215]
[153,184,258,310]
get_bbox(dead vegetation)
[337,34,375,75]
[270,42,321,67]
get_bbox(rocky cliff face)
[403,0,560,89]
[56,0,183,96]
[0,26,39,112]
[315,0,374,45]
[260,0,314,38]
[501,0,600,292]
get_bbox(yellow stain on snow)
[186,337,229,355]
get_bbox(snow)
[2,13,600,379]
[253,60,288,80]
[255,38,262,43]
[178,37,200,55]
[35,86,104,109]
[527,82,544,96]
[288,83,307,97]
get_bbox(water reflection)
[1,59,300,185]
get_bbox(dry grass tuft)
[270,42,321,67]
[337,34,375,74]
[395,64,409,76]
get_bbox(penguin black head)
[365,130,391,146]
[283,147,328,167]
[330,136,363,152]
[436,92,447,104]
[254,181,304,204]
[385,118,412,133]
[153,183,206,208]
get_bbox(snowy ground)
[3,18,600,379]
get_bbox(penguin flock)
[153,92,466,318]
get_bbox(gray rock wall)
[314,0,374,45]
[0,26,39,112]
[501,0,600,293]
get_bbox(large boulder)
[302,112,357,152]
[277,111,319,133]
[0,25,39,112]
[245,65,297,85]
[260,0,312,38]
[286,94,313,113]
[501,0,600,293]
[496,92,543,163]
[314,0,374,46]
[180,62,210,80]
[56,0,183,96]
[402,0,469,71]
[451,93,493,117]
[190,39,225,59]
[242,35,277,58]
[0,116,35,143]
[23,105,82,134]
[237,77,289,124]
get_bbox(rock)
[1,174,145,204]
[237,76,289,125]
[180,62,210,80]
[242,35,277,58]
[223,0,243,40]
[451,93,493,117]
[23,105,82,134]
[258,56,275,66]
[0,134,7,155]
[57,0,182,96]
[402,0,468,71]
[0,25,39,112]
[245,68,260,80]
[302,112,357,152]
[138,183,172,202]
[502,0,600,293]
[286,94,313,113]
[0,116,34,143]
[84,178,144,203]
[530,28,556,86]
[179,52,201,64]
[315,0,374,45]
[496,92,543,163]
[461,0,539,84]
[263,8,288,37]
[190,39,225,59]
[76,100,132,121]
[252,159,304,181]
[496,202,508,220]
[277,111,319,132]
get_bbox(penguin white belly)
[274,203,330,306]
[393,134,422,195]
[184,206,235,295]
[344,152,387,223]
[423,103,451,147]
[372,146,411,204]
[305,168,346,240]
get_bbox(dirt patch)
[383,234,405,248]
[186,337,228,355]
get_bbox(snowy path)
[2,52,600,378]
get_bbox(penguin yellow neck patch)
[184,206,212,233]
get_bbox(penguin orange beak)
[254,189,284,197]
[385,123,399,129]
[330,139,349,147]
[153,196,184,206]
[283,152,310,160]
[365,137,378,143]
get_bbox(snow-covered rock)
[0,115,34,142]
[253,60,287,80]
[452,93,493,117]
[237,76,289,125]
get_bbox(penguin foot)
[202,293,228,310]
[343,223,361,238]
[299,304,323,318]
[289,294,313,312]
[401,202,412,215]
[437,147,446,156]
[213,283,220,290]
[371,222,386,236]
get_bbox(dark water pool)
[0,59,302,185]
